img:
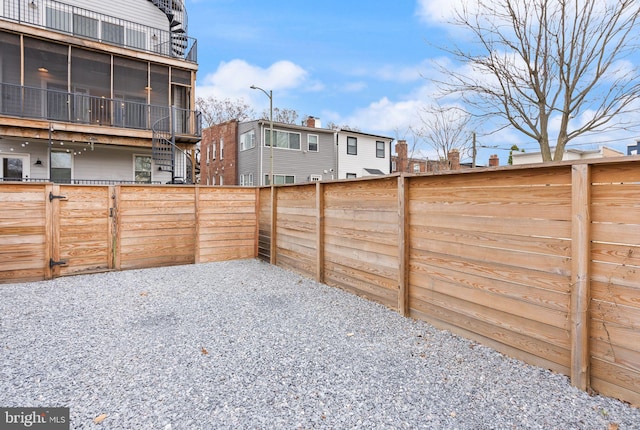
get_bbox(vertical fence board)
[571,164,591,390]
[316,182,325,283]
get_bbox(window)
[1,156,26,180]
[376,141,385,158]
[240,130,256,151]
[265,174,295,185]
[51,151,72,183]
[392,161,397,171]
[240,173,254,186]
[347,137,357,155]
[206,147,210,165]
[212,143,217,160]
[346,173,357,179]
[134,155,152,183]
[219,175,224,186]
[308,135,318,152]
[413,163,420,173]
[265,130,301,150]
[220,138,224,159]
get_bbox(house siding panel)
[62,0,168,30]
[337,132,392,179]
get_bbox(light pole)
[250,85,273,186]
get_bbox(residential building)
[0,0,201,184]
[201,117,336,186]
[511,146,624,165]
[336,128,393,179]
[627,141,640,155]
[391,140,474,173]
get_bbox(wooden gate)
[0,184,114,283]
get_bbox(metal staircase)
[147,0,189,57]
[152,109,193,184]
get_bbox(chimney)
[395,140,408,172]
[489,154,500,167]
[448,149,460,170]
[306,116,320,128]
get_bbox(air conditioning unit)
[309,174,322,182]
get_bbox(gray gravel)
[1,259,639,429]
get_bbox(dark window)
[376,141,385,158]
[346,173,357,179]
[347,137,357,155]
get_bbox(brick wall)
[200,120,238,185]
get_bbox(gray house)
[202,117,337,186]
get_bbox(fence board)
[118,186,196,269]
[197,187,257,263]
[0,183,48,283]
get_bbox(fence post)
[270,185,277,265]
[113,186,122,271]
[107,186,116,270]
[571,163,591,391]
[398,175,410,316]
[44,183,54,280]
[255,188,261,258]
[316,182,325,283]
[194,186,200,264]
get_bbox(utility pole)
[472,132,477,168]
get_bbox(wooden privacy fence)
[0,184,257,282]
[1,158,639,407]
[259,159,640,407]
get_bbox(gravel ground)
[1,259,639,430]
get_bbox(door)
[171,84,190,134]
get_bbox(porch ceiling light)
[38,67,48,73]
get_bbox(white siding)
[62,0,168,30]
[336,132,391,179]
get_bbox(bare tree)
[261,107,300,125]
[417,104,473,162]
[326,121,361,132]
[196,96,255,128]
[436,0,640,161]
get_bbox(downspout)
[334,130,339,180]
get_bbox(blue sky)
[185,0,639,165]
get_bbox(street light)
[250,85,273,186]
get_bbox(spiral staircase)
[152,110,193,184]
[147,0,189,58]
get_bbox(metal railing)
[0,177,162,184]
[0,83,201,137]
[152,110,194,184]
[2,0,197,62]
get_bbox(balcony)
[1,0,197,62]
[0,82,202,139]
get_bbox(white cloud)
[415,0,467,25]
[195,59,312,106]
[345,96,428,135]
